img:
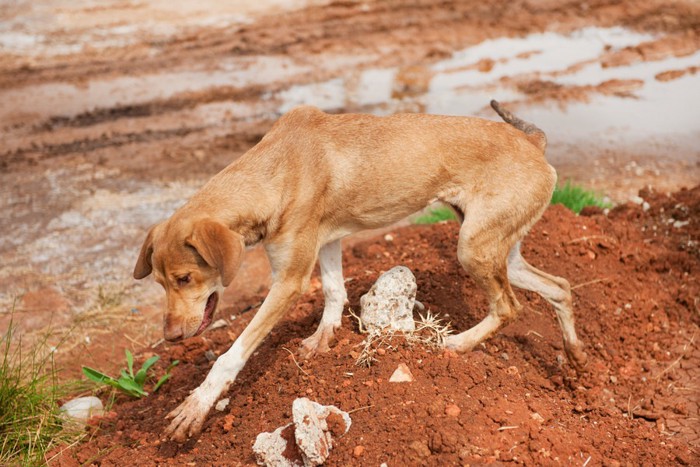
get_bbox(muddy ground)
[0,0,698,465]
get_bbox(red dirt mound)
[51,186,699,466]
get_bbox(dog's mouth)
[195,292,218,335]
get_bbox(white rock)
[253,398,351,467]
[211,319,228,329]
[389,363,415,383]
[360,266,417,332]
[215,398,230,411]
[293,398,351,466]
[60,396,103,423]
[253,423,302,467]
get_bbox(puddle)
[277,26,700,156]
[0,56,313,126]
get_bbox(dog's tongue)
[196,293,218,335]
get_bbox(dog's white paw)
[164,390,211,442]
[443,334,475,353]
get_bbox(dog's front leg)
[164,280,305,442]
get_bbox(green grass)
[413,181,609,225]
[0,316,85,466]
[550,180,611,214]
[414,206,457,224]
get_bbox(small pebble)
[215,398,230,411]
[445,404,461,417]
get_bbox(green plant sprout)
[82,350,178,398]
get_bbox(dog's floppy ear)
[187,219,245,287]
[134,225,157,279]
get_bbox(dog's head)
[133,218,245,341]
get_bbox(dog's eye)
[176,274,191,286]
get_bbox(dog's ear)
[134,225,157,279]
[187,219,245,287]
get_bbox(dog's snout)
[164,326,184,342]
[164,314,184,341]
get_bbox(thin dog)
[134,101,588,441]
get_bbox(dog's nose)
[164,326,184,342]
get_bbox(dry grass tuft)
[349,308,453,367]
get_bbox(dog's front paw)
[164,391,211,442]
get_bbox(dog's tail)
[490,100,547,152]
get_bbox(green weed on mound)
[551,180,611,214]
[413,181,609,225]
[414,206,458,224]
[0,317,84,467]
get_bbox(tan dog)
[134,101,587,441]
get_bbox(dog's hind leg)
[506,242,588,372]
[299,239,347,358]
[445,216,523,353]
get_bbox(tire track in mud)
[1,127,203,168]
[33,85,267,131]
[1,0,697,90]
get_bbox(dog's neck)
[177,161,280,248]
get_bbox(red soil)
[50,185,699,466]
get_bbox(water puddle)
[277,26,700,154]
[0,56,313,126]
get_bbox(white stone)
[389,363,415,383]
[253,423,302,467]
[60,396,103,423]
[253,398,351,467]
[360,266,417,332]
[215,398,230,411]
[211,319,228,329]
[293,398,351,466]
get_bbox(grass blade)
[117,376,147,397]
[125,349,134,378]
[153,374,171,392]
[82,367,119,389]
[134,356,159,386]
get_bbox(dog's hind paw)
[164,391,211,442]
[298,325,338,360]
[565,342,589,375]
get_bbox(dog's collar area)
[195,292,218,335]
